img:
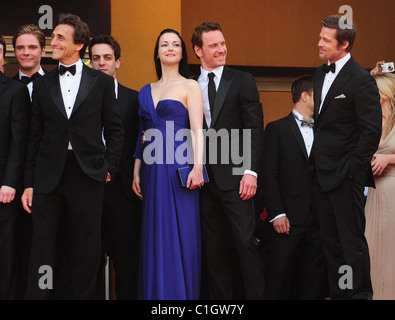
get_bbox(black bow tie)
[59,64,76,76]
[323,63,336,73]
[20,72,41,84]
[293,113,314,128]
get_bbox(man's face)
[90,43,120,78]
[194,30,227,71]
[14,33,45,74]
[0,45,4,73]
[51,24,83,64]
[318,27,348,63]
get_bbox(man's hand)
[21,188,33,214]
[273,216,290,235]
[0,185,16,203]
[239,174,257,200]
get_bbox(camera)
[381,62,394,73]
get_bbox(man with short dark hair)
[192,21,265,300]
[312,15,382,300]
[263,75,326,300]
[22,14,123,300]
[89,34,142,300]
[0,34,30,299]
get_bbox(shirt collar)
[200,65,224,81]
[19,66,45,79]
[328,53,351,75]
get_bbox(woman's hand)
[371,153,389,176]
[186,165,204,190]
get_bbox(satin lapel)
[45,68,67,118]
[194,69,209,129]
[117,84,128,120]
[318,58,354,118]
[314,67,325,120]
[211,66,233,128]
[287,114,308,160]
[71,65,97,116]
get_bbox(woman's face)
[157,32,183,65]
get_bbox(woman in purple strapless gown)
[132,29,204,300]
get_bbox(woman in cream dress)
[365,72,395,300]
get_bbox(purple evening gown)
[133,84,201,300]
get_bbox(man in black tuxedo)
[21,14,123,300]
[12,24,46,299]
[192,22,265,300]
[312,15,381,300]
[89,34,142,300]
[12,24,46,99]
[263,75,326,300]
[0,35,30,299]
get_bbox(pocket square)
[334,94,346,99]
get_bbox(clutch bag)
[177,165,209,188]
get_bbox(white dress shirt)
[197,66,257,178]
[197,66,223,128]
[319,53,351,114]
[292,109,314,157]
[19,66,45,100]
[59,59,83,149]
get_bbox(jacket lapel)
[71,64,97,116]
[117,84,128,120]
[287,113,309,160]
[314,67,325,119]
[45,68,67,118]
[211,66,233,128]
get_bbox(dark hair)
[154,29,188,79]
[322,15,356,52]
[291,75,314,104]
[12,24,46,50]
[191,21,223,56]
[0,35,5,58]
[89,34,121,61]
[57,13,90,59]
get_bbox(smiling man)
[192,22,265,300]
[11,24,47,299]
[88,34,142,300]
[312,15,382,300]
[12,24,46,98]
[22,14,123,300]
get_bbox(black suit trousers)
[26,151,105,300]
[264,215,326,300]
[313,175,372,300]
[0,202,17,299]
[101,175,142,300]
[200,179,265,300]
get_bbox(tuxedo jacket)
[24,64,123,194]
[199,66,264,191]
[312,57,382,192]
[263,113,314,226]
[117,83,140,201]
[0,73,30,195]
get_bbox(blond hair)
[375,73,395,138]
[12,24,46,50]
